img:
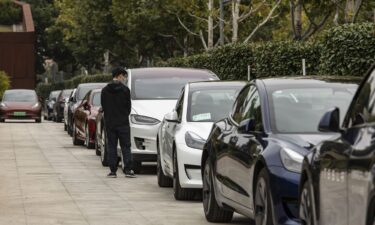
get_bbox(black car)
[53,89,73,122]
[299,66,375,225]
[43,90,61,121]
[67,83,106,136]
[201,78,357,225]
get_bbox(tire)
[56,116,62,123]
[367,199,375,225]
[100,129,109,167]
[85,124,95,149]
[35,118,42,123]
[95,134,101,156]
[72,123,84,146]
[254,168,274,225]
[0,119,4,123]
[173,150,196,200]
[64,123,67,131]
[299,179,315,225]
[157,148,173,187]
[203,157,233,222]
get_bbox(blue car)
[201,78,357,225]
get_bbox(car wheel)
[255,168,273,225]
[35,118,42,123]
[157,149,172,187]
[95,132,101,156]
[299,180,315,225]
[133,160,141,174]
[72,123,84,146]
[85,124,95,149]
[100,129,109,167]
[173,150,196,200]
[64,123,67,131]
[203,157,233,222]
[0,119,4,123]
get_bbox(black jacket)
[101,80,131,128]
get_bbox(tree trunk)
[295,0,303,40]
[183,35,188,57]
[232,0,240,43]
[207,0,214,49]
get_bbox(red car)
[72,89,101,148]
[0,89,42,123]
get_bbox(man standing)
[101,67,136,178]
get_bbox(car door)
[216,85,263,208]
[76,93,89,136]
[346,69,375,225]
[163,88,185,172]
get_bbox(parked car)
[43,90,61,121]
[0,89,42,123]
[53,89,73,122]
[157,81,246,200]
[201,78,358,225]
[95,68,219,172]
[64,89,76,131]
[127,68,219,172]
[72,89,101,149]
[299,66,375,225]
[67,83,106,136]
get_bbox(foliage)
[36,74,111,99]
[158,23,375,79]
[319,23,375,76]
[0,70,10,99]
[0,0,22,25]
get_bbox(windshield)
[132,74,217,100]
[92,92,101,107]
[77,84,105,100]
[269,85,357,133]
[188,87,241,122]
[50,91,60,99]
[3,90,37,103]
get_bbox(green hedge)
[158,23,375,79]
[36,74,111,99]
[319,23,375,76]
[0,0,22,25]
[0,70,10,99]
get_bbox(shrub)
[319,23,375,76]
[0,0,22,25]
[0,70,10,99]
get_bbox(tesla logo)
[323,168,345,183]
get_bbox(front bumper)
[176,143,203,189]
[129,122,160,160]
[0,109,41,120]
[268,166,301,225]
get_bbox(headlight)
[32,103,40,109]
[185,131,206,150]
[280,148,304,173]
[131,115,160,125]
[0,102,6,108]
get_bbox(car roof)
[189,81,247,89]
[129,67,217,77]
[5,89,35,93]
[259,76,361,87]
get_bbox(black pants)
[106,125,132,173]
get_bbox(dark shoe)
[107,172,117,178]
[124,169,136,178]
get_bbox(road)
[0,121,250,225]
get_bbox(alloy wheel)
[255,177,268,225]
[203,160,212,214]
[300,183,313,225]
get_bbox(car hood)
[131,100,177,121]
[178,122,214,142]
[2,101,36,109]
[271,133,338,152]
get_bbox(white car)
[64,88,76,131]
[122,68,219,173]
[157,81,246,200]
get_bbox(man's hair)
[112,67,127,78]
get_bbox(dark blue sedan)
[201,78,357,225]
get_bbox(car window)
[175,89,185,121]
[346,69,375,127]
[241,90,263,131]
[92,92,101,107]
[231,85,253,124]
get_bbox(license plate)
[13,112,26,116]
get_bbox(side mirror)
[318,107,341,133]
[52,97,57,102]
[165,111,179,123]
[238,118,256,133]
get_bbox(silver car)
[121,68,219,173]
